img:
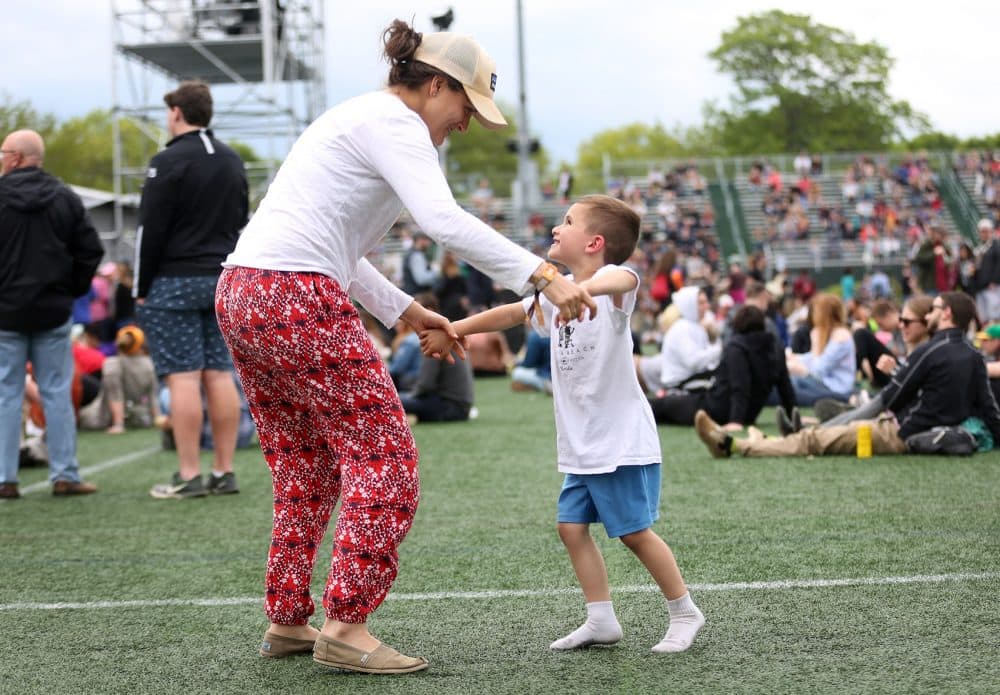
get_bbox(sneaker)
[814,398,852,422]
[694,410,733,458]
[0,483,20,499]
[206,472,240,495]
[150,473,207,499]
[776,406,803,435]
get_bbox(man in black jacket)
[696,292,1000,458]
[0,129,103,498]
[134,81,249,499]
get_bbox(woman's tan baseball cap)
[414,32,507,130]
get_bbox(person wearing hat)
[976,323,1000,405]
[78,326,163,434]
[974,218,1000,322]
[216,19,596,673]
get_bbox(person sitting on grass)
[649,304,795,430]
[422,194,705,653]
[78,326,164,434]
[815,295,934,427]
[398,293,474,424]
[695,292,1000,459]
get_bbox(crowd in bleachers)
[955,149,1000,226]
[746,152,958,269]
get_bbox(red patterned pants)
[216,267,419,625]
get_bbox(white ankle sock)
[651,592,705,653]
[550,601,623,650]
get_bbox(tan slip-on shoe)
[52,480,98,496]
[313,635,428,674]
[259,630,316,658]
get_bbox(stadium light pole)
[513,0,537,236]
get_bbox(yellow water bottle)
[856,422,872,458]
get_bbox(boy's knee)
[618,527,652,550]
[557,521,587,543]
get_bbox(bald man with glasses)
[696,291,1000,459]
[0,129,104,498]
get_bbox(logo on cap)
[490,73,497,92]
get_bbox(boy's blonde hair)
[577,194,640,265]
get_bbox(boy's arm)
[453,302,527,337]
[420,302,528,359]
[579,269,637,308]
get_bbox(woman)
[215,21,595,674]
[786,293,855,405]
[819,295,934,425]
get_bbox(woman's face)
[419,79,476,147]
[900,307,928,345]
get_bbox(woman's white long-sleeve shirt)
[224,91,540,327]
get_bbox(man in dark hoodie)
[649,305,796,428]
[0,129,103,499]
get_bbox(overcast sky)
[4,1,998,163]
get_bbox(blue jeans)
[0,319,81,484]
[790,375,852,407]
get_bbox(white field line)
[20,445,161,495]
[2,571,996,612]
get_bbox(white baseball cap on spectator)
[414,32,507,130]
[978,218,995,232]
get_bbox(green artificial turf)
[1,378,998,694]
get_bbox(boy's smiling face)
[549,203,595,267]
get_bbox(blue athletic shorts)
[138,275,232,377]
[557,463,661,538]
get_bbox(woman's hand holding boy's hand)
[419,328,468,363]
[402,301,466,363]
[543,273,597,325]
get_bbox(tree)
[42,109,263,192]
[44,109,160,191]
[707,10,929,154]
[574,122,689,192]
[904,131,961,152]
[0,94,57,142]
[443,101,548,198]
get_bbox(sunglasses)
[899,317,924,327]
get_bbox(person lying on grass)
[421,194,705,653]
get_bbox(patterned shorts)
[138,275,233,377]
[216,266,419,625]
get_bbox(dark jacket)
[705,331,795,425]
[975,239,1000,291]
[0,167,103,332]
[881,327,1000,440]
[134,129,248,298]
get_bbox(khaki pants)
[739,417,907,457]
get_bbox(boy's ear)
[586,235,606,254]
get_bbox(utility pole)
[514,0,538,236]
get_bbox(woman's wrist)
[531,262,559,291]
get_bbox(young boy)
[421,195,704,653]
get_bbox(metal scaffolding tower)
[110,0,325,257]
